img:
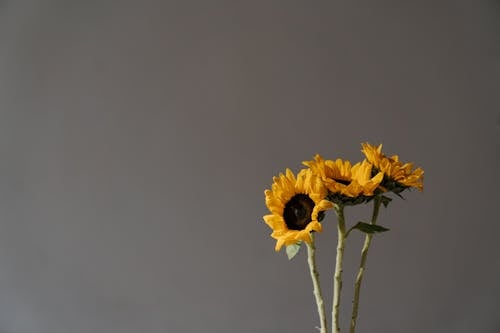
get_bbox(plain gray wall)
[1,1,499,332]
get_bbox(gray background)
[1,1,499,332]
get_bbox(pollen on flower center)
[283,194,315,230]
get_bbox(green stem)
[306,234,327,333]
[332,205,346,333]
[349,196,382,333]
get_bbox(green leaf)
[380,195,392,208]
[286,242,302,260]
[351,221,390,234]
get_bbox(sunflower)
[361,143,424,192]
[263,168,333,251]
[303,154,384,204]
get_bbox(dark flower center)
[371,167,408,195]
[370,168,380,178]
[333,178,350,186]
[283,194,315,230]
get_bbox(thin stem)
[349,196,382,333]
[306,234,327,333]
[332,205,346,333]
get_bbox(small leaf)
[394,191,405,200]
[351,221,390,234]
[380,195,392,208]
[286,242,302,260]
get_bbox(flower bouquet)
[262,143,424,333]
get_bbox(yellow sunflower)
[361,143,424,192]
[303,155,383,203]
[263,168,333,251]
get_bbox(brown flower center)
[283,194,315,230]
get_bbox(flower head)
[361,143,424,193]
[303,154,383,205]
[263,168,333,251]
